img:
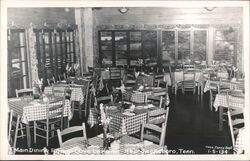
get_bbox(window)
[162,31,175,64]
[99,30,157,67]
[34,28,76,85]
[8,29,29,97]
[214,28,236,65]
[129,31,142,66]
[115,31,127,66]
[100,31,112,66]
[193,30,207,61]
[178,31,191,62]
[162,29,207,64]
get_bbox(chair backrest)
[146,95,163,108]
[227,109,244,149]
[96,95,113,105]
[46,97,65,130]
[57,123,87,148]
[141,108,169,146]
[15,88,33,98]
[109,67,121,80]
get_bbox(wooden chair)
[8,110,27,151]
[154,74,167,88]
[141,108,169,146]
[15,88,33,98]
[57,123,87,148]
[146,95,163,108]
[227,108,244,152]
[72,81,90,119]
[226,91,244,149]
[96,95,113,105]
[34,97,66,147]
[182,68,196,94]
[123,68,136,87]
[109,67,122,87]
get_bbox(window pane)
[130,32,141,41]
[101,31,112,50]
[162,31,175,61]
[193,30,207,61]
[178,31,190,61]
[143,31,157,60]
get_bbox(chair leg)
[34,121,36,144]
[13,118,20,149]
[209,91,213,111]
[46,124,49,147]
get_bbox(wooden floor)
[13,89,232,155]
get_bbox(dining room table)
[122,87,170,105]
[213,92,244,131]
[87,101,167,135]
[44,83,87,105]
[53,134,167,155]
[8,96,72,147]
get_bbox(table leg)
[26,122,31,147]
[218,106,223,131]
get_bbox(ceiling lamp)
[204,7,216,12]
[119,7,129,14]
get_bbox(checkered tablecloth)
[234,127,245,154]
[88,107,148,135]
[123,88,170,105]
[213,93,244,111]
[53,135,165,155]
[108,111,148,135]
[44,84,84,105]
[8,98,72,124]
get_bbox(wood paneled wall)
[93,7,242,25]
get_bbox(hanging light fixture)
[204,7,216,12]
[118,7,129,14]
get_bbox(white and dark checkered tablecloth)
[213,93,244,111]
[8,98,72,124]
[44,84,84,105]
[108,111,148,135]
[123,88,170,105]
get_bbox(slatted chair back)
[15,88,33,98]
[141,108,169,146]
[8,110,26,150]
[96,95,113,105]
[57,123,87,148]
[226,91,244,149]
[227,108,244,150]
[110,67,122,80]
[182,68,196,94]
[146,95,163,108]
[46,97,65,131]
